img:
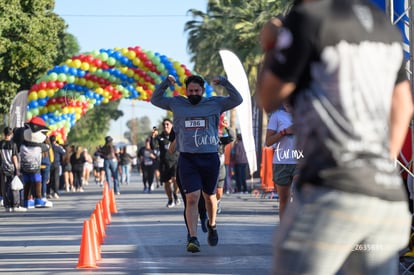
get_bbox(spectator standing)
[265,103,300,221]
[0,127,25,212]
[232,134,248,193]
[40,137,52,200]
[48,135,65,199]
[62,145,74,192]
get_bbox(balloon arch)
[26,46,215,144]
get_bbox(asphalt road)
[0,171,278,275]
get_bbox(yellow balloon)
[73,59,82,68]
[38,90,47,99]
[75,113,81,120]
[102,98,109,104]
[81,62,90,71]
[47,89,55,97]
[95,87,104,95]
[121,48,128,55]
[28,92,38,101]
[177,67,185,76]
[127,51,136,59]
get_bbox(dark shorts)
[178,153,220,195]
[272,164,298,186]
[94,167,104,172]
[160,161,177,183]
[63,163,72,172]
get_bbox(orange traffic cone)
[109,188,118,214]
[102,195,112,225]
[90,212,103,245]
[95,202,106,238]
[88,219,101,261]
[77,220,97,268]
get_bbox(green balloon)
[58,73,67,82]
[48,73,58,81]
[107,57,116,66]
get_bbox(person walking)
[0,127,25,212]
[256,0,414,274]
[265,102,300,221]
[231,133,248,193]
[92,146,105,187]
[151,118,180,207]
[62,145,74,192]
[70,145,87,192]
[118,146,132,185]
[101,136,120,195]
[138,138,157,193]
[151,74,243,253]
[216,117,235,214]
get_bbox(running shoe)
[13,206,27,212]
[217,200,222,214]
[187,237,200,253]
[207,222,219,246]
[34,198,53,208]
[166,200,175,208]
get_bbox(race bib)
[185,118,207,130]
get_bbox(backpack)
[20,145,42,173]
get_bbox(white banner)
[219,49,257,175]
[9,90,28,128]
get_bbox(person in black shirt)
[151,118,181,207]
[257,0,413,274]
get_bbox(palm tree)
[184,0,289,154]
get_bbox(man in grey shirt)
[151,74,242,253]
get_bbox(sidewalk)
[0,171,278,275]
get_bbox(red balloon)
[39,82,48,90]
[47,81,57,89]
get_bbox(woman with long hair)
[70,146,86,192]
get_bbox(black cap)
[105,136,113,143]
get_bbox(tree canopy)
[0,0,79,114]
[185,0,287,94]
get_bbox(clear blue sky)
[54,0,207,141]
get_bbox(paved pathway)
[0,171,278,275]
